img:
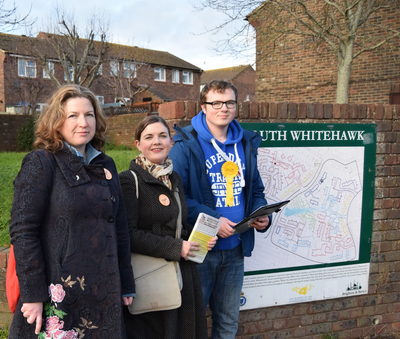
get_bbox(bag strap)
[173,188,182,239]
[173,187,184,290]
[130,170,139,199]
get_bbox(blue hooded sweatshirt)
[170,116,270,257]
[192,111,246,250]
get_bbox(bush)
[0,326,9,338]
[16,117,36,152]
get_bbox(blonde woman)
[9,85,134,338]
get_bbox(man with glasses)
[170,80,270,339]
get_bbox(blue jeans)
[197,244,244,339]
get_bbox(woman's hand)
[181,240,200,261]
[122,296,133,306]
[207,236,218,251]
[21,302,43,335]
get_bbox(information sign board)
[239,123,376,310]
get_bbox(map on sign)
[245,146,364,272]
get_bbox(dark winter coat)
[170,124,270,257]
[9,147,135,339]
[119,161,207,339]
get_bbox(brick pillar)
[0,247,13,328]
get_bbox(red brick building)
[201,65,256,103]
[248,2,400,104]
[0,32,202,113]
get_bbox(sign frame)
[239,123,376,309]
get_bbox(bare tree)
[102,45,153,105]
[15,78,46,114]
[0,0,32,31]
[4,37,53,115]
[198,0,400,103]
[34,7,108,88]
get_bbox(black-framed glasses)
[204,100,237,109]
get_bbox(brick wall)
[0,53,5,112]
[233,66,256,103]
[250,3,400,105]
[0,114,32,152]
[0,248,13,328]
[106,112,149,148]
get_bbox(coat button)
[108,217,114,223]
[110,196,116,203]
[101,180,108,186]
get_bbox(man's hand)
[181,240,201,260]
[217,217,236,238]
[250,216,270,231]
[21,302,43,335]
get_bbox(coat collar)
[53,147,97,187]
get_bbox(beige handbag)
[128,170,182,315]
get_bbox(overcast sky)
[5,0,256,71]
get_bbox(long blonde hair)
[34,85,107,152]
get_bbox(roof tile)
[0,32,202,71]
[201,65,253,84]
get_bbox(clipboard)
[233,200,290,234]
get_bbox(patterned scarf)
[135,153,173,189]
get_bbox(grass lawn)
[0,149,139,246]
[0,152,26,246]
[0,327,8,338]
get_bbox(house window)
[37,103,47,112]
[96,96,104,105]
[182,71,193,84]
[110,61,119,76]
[18,58,36,78]
[64,65,74,81]
[154,67,166,81]
[97,64,102,75]
[43,61,54,79]
[123,62,136,78]
[172,69,179,83]
[114,97,130,106]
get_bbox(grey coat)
[119,161,207,339]
[9,148,134,339]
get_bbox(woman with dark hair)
[9,84,135,339]
[119,115,216,339]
